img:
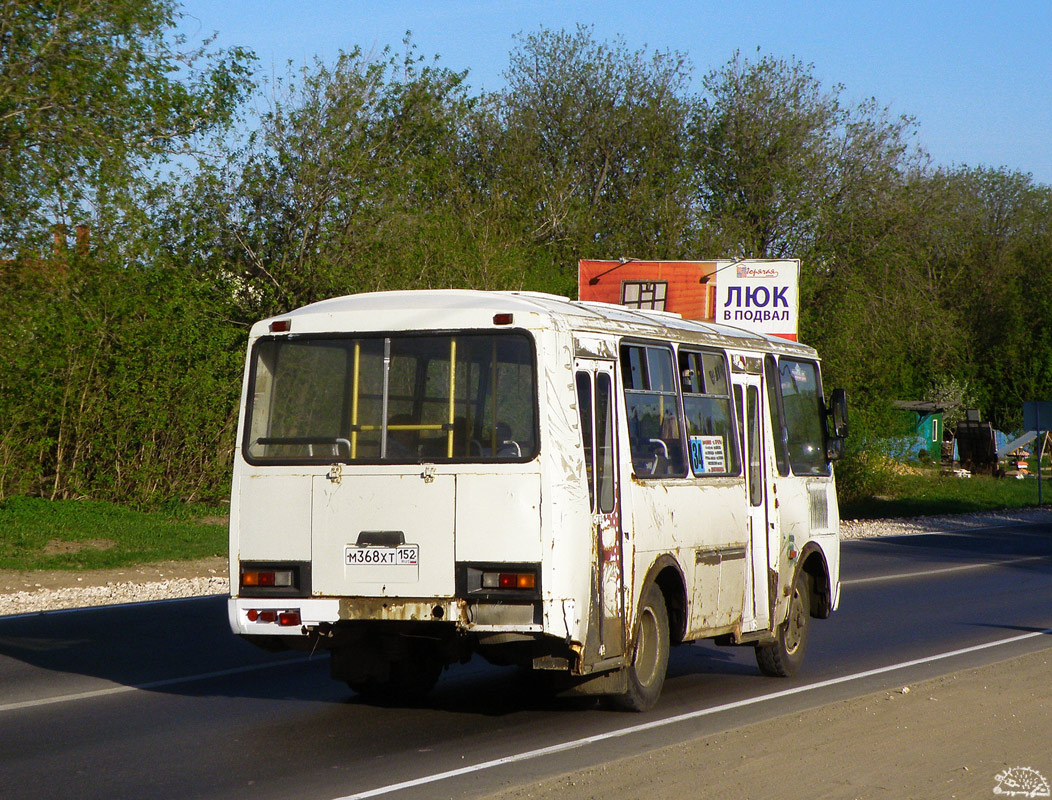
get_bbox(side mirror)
[825,388,848,461]
[828,388,848,439]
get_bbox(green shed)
[892,400,945,458]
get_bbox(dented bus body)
[228,290,845,710]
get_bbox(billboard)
[715,259,799,341]
[576,257,801,341]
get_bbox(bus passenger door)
[733,372,772,633]
[575,360,625,661]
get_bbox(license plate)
[345,545,419,566]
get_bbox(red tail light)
[241,569,294,589]
[246,608,300,626]
[483,571,537,590]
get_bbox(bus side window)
[620,344,686,478]
[679,349,741,476]
[576,372,595,510]
[595,373,615,513]
[765,355,791,477]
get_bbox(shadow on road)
[0,593,765,717]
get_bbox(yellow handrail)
[347,338,463,459]
[350,341,360,458]
[355,423,444,432]
[490,339,498,452]
[447,339,457,458]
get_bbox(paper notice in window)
[690,435,726,474]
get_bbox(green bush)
[0,253,242,504]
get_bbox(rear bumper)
[228,596,544,636]
[228,597,340,636]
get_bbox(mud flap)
[562,667,628,696]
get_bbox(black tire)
[612,583,670,711]
[756,569,811,677]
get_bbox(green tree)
[691,50,929,463]
[931,167,1052,429]
[0,0,254,503]
[0,237,244,503]
[172,42,531,322]
[692,50,918,263]
[483,25,698,293]
[0,0,254,248]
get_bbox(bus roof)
[258,289,817,358]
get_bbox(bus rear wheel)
[613,583,670,711]
[756,569,810,677]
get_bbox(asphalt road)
[1,521,1051,800]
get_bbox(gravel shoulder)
[837,506,1052,539]
[0,556,228,616]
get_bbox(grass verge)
[839,470,1048,519]
[0,497,227,571]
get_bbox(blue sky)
[177,1,1052,186]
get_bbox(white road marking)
[333,628,1052,800]
[843,554,1051,585]
[0,656,313,713]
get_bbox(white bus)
[228,290,847,710]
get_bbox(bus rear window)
[244,333,536,464]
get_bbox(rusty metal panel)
[468,602,536,627]
[336,597,463,623]
[690,543,747,635]
[573,333,618,360]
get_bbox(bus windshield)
[244,332,537,464]
[776,358,829,476]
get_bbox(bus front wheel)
[613,583,670,711]
[756,569,810,677]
